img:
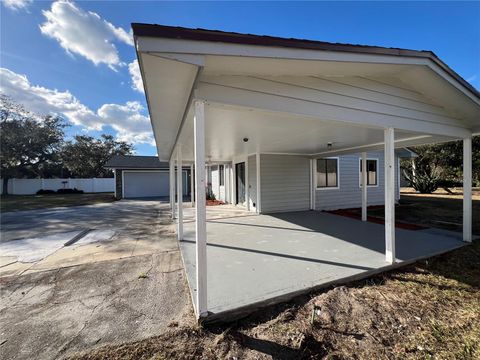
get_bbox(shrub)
[36,189,56,195]
[206,186,216,201]
[57,188,84,194]
[403,160,441,194]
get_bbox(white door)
[123,171,169,198]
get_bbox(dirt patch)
[70,241,480,360]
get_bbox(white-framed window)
[359,158,378,186]
[219,164,225,186]
[317,158,339,189]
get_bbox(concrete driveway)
[0,200,193,360]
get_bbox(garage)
[123,171,169,198]
[105,155,191,200]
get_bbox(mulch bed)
[206,199,225,206]
[327,207,428,230]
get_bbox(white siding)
[315,152,400,211]
[260,154,310,213]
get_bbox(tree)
[61,134,133,178]
[1,95,66,194]
[401,136,480,193]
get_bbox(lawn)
[1,193,115,212]
[71,240,480,360]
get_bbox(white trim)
[361,152,368,222]
[113,170,117,199]
[384,128,396,264]
[256,152,261,213]
[245,155,250,211]
[315,157,340,190]
[194,100,207,318]
[177,146,183,240]
[358,157,379,188]
[170,161,175,218]
[463,137,472,243]
[190,164,195,207]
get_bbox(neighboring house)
[105,155,190,199]
[207,149,415,212]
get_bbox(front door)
[235,162,246,205]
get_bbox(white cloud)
[39,1,133,71]
[98,101,154,144]
[128,59,144,93]
[2,0,33,10]
[0,67,153,145]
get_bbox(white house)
[132,24,479,320]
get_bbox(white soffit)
[139,53,198,160]
[176,103,454,161]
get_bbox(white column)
[245,156,250,211]
[169,159,175,219]
[384,128,396,263]
[231,161,236,205]
[361,152,368,221]
[113,171,117,199]
[312,159,317,210]
[194,100,207,318]
[190,164,195,207]
[463,137,472,243]
[256,153,261,213]
[177,146,183,240]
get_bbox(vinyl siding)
[248,155,257,210]
[260,154,310,213]
[315,152,400,211]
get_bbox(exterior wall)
[115,169,123,199]
[260,154,310,213]
[248,155,257,210]
[314,152,400,211]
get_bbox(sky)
[1,1,479,156]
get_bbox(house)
[132,23,479,320]
[105,155,190,199]
[206,148,416,211]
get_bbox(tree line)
[1,95,133,194]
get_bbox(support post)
[256,153,261,213]
[169,159,175,219]
[190,164,195,207]
[312,159,317,210]
[384,128,396,263]
[177,146,183,240]
[361,152,368,221]
[463,137,472,243]
[194,100,207,318]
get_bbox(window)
[359,159,378,186]
[219,165,225,186]
[317,158,338,188]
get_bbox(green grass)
[0,193,115,212]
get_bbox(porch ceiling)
[135,25,480,160]
[176,103,454,161]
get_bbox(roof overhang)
[133,24,480,161]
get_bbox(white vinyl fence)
[1,178,114,195]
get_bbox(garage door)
[123,171,169,198]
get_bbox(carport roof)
[105,155,168,169]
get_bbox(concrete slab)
[180,210,465,321]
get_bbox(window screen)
[360,159,378,186]
[317,158,338,188]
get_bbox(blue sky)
[1,1,479,156]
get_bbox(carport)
[133,24,479,320]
